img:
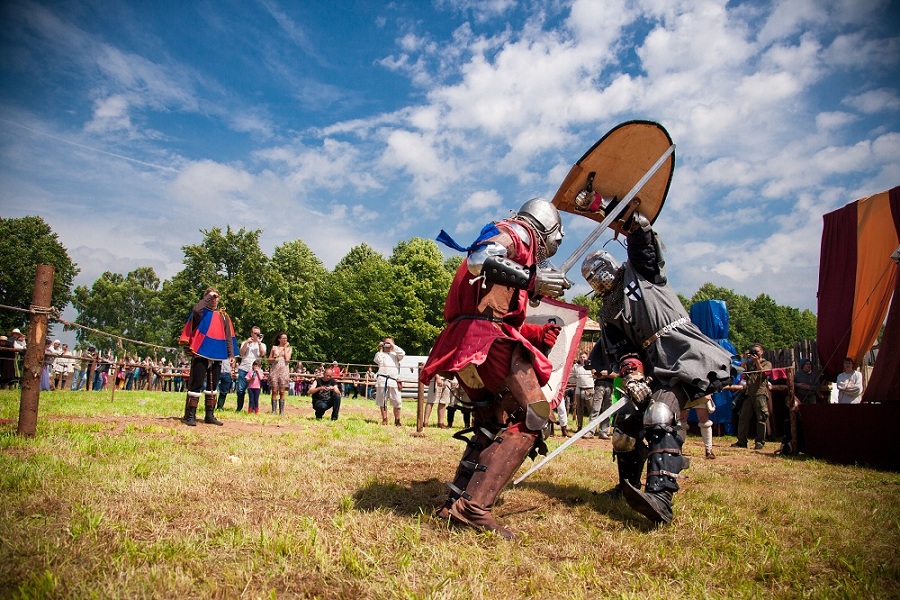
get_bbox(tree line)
[1,215,816,364]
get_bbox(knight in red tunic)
[422,198,570,538]
[178,287,238,426]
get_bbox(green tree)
[160,226,270,345]
[571,293,604,322]
[266,239,328,361]
[444,255,464,275]
[0,216,79,333]
[321,245,401,364]
[389,238,453,355]
[72,267,168,356]
[687,283,816,352]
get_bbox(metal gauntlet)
[533,266,571,298]
[481,255,532,289]
[623,373,653,408]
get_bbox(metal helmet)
[581,250,622,296]
[516,197,564,257]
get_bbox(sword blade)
[513,396,630,485]
[558,143,675,275]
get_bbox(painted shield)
[524,297,589,409]
[551,120,675,233]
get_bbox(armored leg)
[448,425,536,540]
[602,402,646,497]
[447,345,548,539]
[624,391,683,524]
[436,425,497,518]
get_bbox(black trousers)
[312,392,341,420]
[188,356,221,401]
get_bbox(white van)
[398,355,429,398]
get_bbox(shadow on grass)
[353,477,446,517]
[353,477,660,531]
[515,479,662,531]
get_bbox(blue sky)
[2,0,899,338]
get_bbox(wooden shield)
[551,120,675,233]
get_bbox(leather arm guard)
[482,255,532,289]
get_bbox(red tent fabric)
[863,267,900,403]
[816,187,900,396]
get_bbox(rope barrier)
[2,302,401,379]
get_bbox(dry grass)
[1,389,899,599]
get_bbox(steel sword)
[513,395,630,485]
[557,143,675,276]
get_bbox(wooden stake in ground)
[415,362,425,435]
[17,264,55,437]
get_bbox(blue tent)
[688,300,741,433]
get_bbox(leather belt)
[642,317,689,349]
[452,314,505,324]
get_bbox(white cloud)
[843,88,900,114]
[84,95,134,134]
[816,111,858,130]
[460,190,502,213]
[169,160,255,210]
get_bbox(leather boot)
[183,393,200,426]
[561,426,571,438]
[448,429,536,540]
[436,427,494,519]
[204,401,223,426]
[602,447,647,498]
[623,481,673,524]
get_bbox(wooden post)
[109,354,117,402]
[17,264,55,437]
[416,362,425,433]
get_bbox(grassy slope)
[1,390,898,599]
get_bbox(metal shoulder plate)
[467,240,507,276]
[482,255,532,289]
[507,221,532,247]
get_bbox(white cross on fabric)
[625,280,642,302]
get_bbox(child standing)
[246,359,263,414]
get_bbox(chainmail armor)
[599,277,625,321]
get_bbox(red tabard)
[420,221,553,389]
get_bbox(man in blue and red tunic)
[422,198,570,539]
[179,287,239,426]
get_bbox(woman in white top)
[835,358,863,404]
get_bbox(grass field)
[1,389,898,599]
